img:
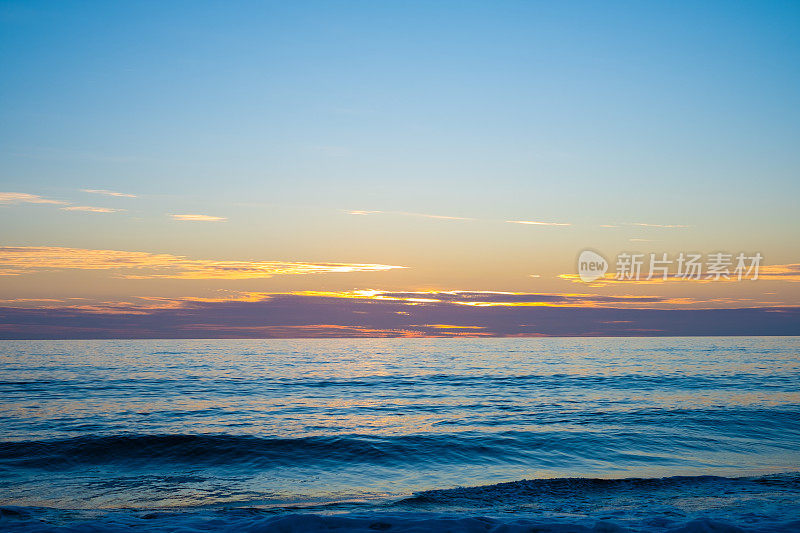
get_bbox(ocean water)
[0,337,798,531]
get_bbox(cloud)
[0,192,66,205]
[0,292,796,339]
[0,192,119,213]
[629,223,690,228]
[400,212,474,221]
[0,246,406,279]
[170,214,228,222]
[277,289,701,308]
[597,223,688,229]
[347,210,473,221]
[422,324,486,329]
[506,220,571,226]
[82,189,137,198]
[349,210,581,225]
[759,263,800,281]
[61,206,123,213]
[559,263,800,285]
[348,210,382,215]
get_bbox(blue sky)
[3,2,798,211]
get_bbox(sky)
[1,1,799,337]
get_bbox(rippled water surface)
[0,337,798,530]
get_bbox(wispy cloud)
[82,189,137,198]
[0,246,406,279]
[348,210,382,215]
[422,324,486,330]
[402,212,474,221]
[170,214,228,222]
[0,192,67,205]
[629,223,690,228]
[506,220,571,226]
[348,209,573,225]
[1,192,121,214]
[597,223,688,229]
[62,206,123,213]
[347,210,473,221]
[559,264,800,284]
[759,263,800,281]
[285,289,692,308]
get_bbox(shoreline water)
[3,472,800,532]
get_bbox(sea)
[0,337,798,532]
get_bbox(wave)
[1,473,799,532]
[396,472,800,508]
[0,431,733,472]
[3,429,799,473]
[0,433,536,470]
[3,372,798,392]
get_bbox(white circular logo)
[578,250,608,282]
